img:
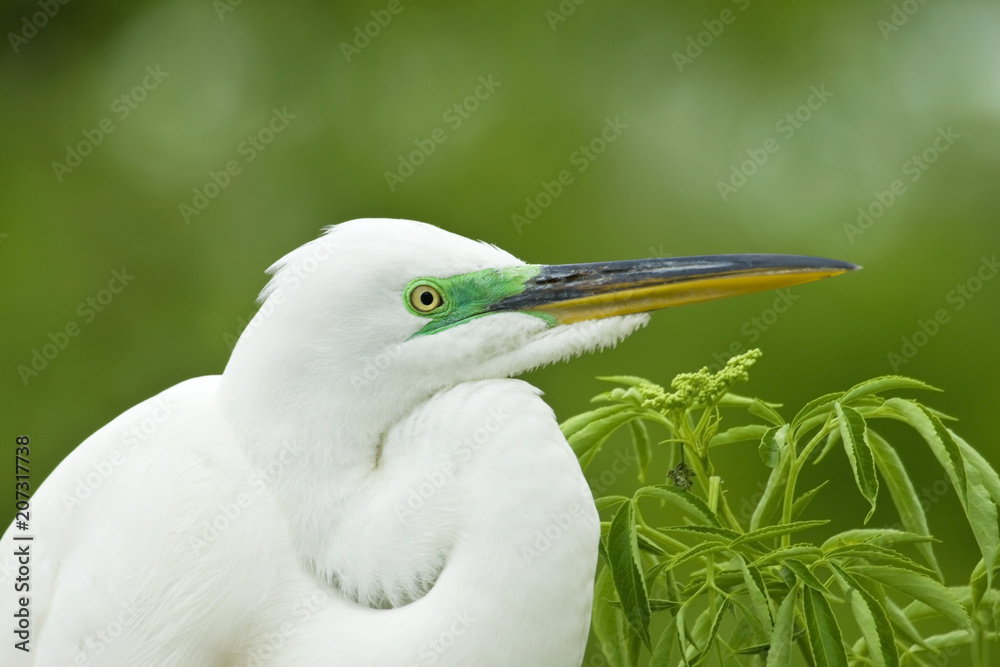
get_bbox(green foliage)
[565,350,1000,666]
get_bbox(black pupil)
[420,290,435,306]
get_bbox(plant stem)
[781,417,833,547]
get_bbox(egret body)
[1,219,855,666]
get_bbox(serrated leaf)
[751,544,824,568]
[802,586,848,667]
[765,585,799,667]
[826,543,935,576]
[847,565,972,631]
[569,408,638,460]
[657,525,741,543]
[709,423,772,448]
[629,420,652,484]
[882,398,967,506]
[607,502,652,649]
[811,428,841,465]
[595,496,630,513]
[688,599,730,666]
[561,403,631,439]
[735,555,773,641]
[866,430,942,579]
[635,485,720,526]
[831,564,899,667]
[791,481,828,521]
[835,403,879,523]
[791,391,843,433]
[751,453,789,531]
[720,392,780,409]
[758,426,784,468]
[841,376,940,404]
[750,398,785,426]
[731,520,829,547]
[822,529,933,551]
[592,565,642,667]
[884,597,933,652]
[598,374,657,388]
[784,558,832,596]
[649,612,678,667]
[668,542,729,570]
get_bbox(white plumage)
[2,219,648,665]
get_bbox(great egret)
[1,219,855,666]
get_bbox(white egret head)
[222,218,856,449]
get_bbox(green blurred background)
[2,0,999,662]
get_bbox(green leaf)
[635,485,720,526]
[607,502,652,649]
[731,520,829,548]
[751,453,789,531]
[765,585,799,667]
[822,529,933,551]
[709,423,772,448]
[866,430,942,579]
[882,398,968,506]
[750,398,785,426]
[719,392,780,409]
[751,544,824,568]
[668,542,730,570]
[811,428,840,465]
[561,403,631,439]
[735,555,773,641]
[790,481,828,521]
[883,597,933,652]
[825,543,935,576]
[791,391,843,433]
[595,496,630,513]
[569,407,638,460]
[802,586,848,667]
[592,565,642,667]
[656,525,741,543]
[598,374,657,388]
[649,612,678,667]
[629,420,652,484]
[840,375,940,404]
[835,403,879,523]
[758,426,784,468]
[847,565,972,632]
[784,558,832,596]
[688,599,730,666]
[831,564,899,667]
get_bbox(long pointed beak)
[488,255,859,324]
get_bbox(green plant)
[565,349,1000,666]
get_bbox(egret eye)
[409,284,444,313]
